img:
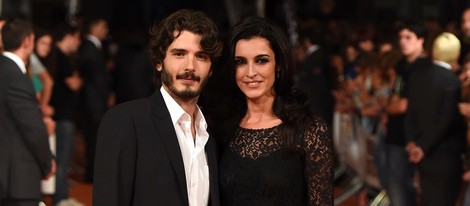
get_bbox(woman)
[205,17,334,206]
[30,29,54,117]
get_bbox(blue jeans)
[374,129,388,188]
[53,120,76,203]
[385,144,416,206]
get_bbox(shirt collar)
[160,87,207,129]
[3,52,27,74]
[86,35,102,49]
[305,45,319,56]
[434,60,452,70]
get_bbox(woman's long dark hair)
[203,16,313,147]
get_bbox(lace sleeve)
[303,118,334,206]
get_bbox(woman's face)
[234,37,276,101]
[35,35,52,58]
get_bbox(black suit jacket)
[298,48,334,125]
[93,91,220,206]
[405,60,466,156]
[78,39,110,115]
[0,55,52,199]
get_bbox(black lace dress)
[219,118,334,206]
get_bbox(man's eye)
[196,54,209,61]
[174,52,184,57]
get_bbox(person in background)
[49,23,83,206]
[383,21,426,206]
[459,53,470,206]
[0,18,55,206]
[29,29,55,137]
[93,9,222,205]
[432,32,461,74]
[204,16,334,205]
[77,18,111,183]
[405,24,466,206]
[30,29,54,112]
[297,22,335,128]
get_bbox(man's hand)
[459,103,470,118]
[463,171,470,182]
[43,159,56,180]
[406,142,424,163]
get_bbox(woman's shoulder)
[301,117,329,140]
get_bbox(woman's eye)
[234,59,245,65]
[256,58,269,64]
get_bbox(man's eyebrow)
[196,51,209,55]
[169,48,187,53]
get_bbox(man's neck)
[163,85,198,117]
[8,50,27,63]
[406,50,423,63]
[56,42,70,55]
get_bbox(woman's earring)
[276,71,280,78]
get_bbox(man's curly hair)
[149,9,222,69]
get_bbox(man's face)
[26,33,35,56]
[93,20,108,40]
[159,30,212,101]
[398,28,423,58]
[462,10,470,37]
[68,32,81,53]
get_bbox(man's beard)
[161,66,208,101]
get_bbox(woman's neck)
[242,97,281,128]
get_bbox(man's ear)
[22,34,33,49]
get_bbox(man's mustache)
[176,72,201,81]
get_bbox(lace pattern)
[223,118,334,205]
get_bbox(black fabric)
[50,47,80,121]
[385,57,429,146]
[0,55,52,199]
[405,61,466,205]
[219,118,333,206]
[93,91,220,206]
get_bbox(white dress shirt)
[3,52,27,74]
[160,87,210,206]
[86,34,102,49]
[434,60,452,70]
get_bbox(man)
[0,19,55,206]
[49,24,83,205]
[432,32,461,73]
[77,18,110,183]
[93,9,222,205]
[297,23,334,127]
[383,21,428,206]
[406,30,466,206]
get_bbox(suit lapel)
[149,91,189,204]
[205,134,220,206]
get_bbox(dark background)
[1,0,469,37]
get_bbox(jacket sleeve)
[6,73,52,176]
[92,106,136,206]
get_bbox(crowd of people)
[319,7,470,206]
[3,4,470,206]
